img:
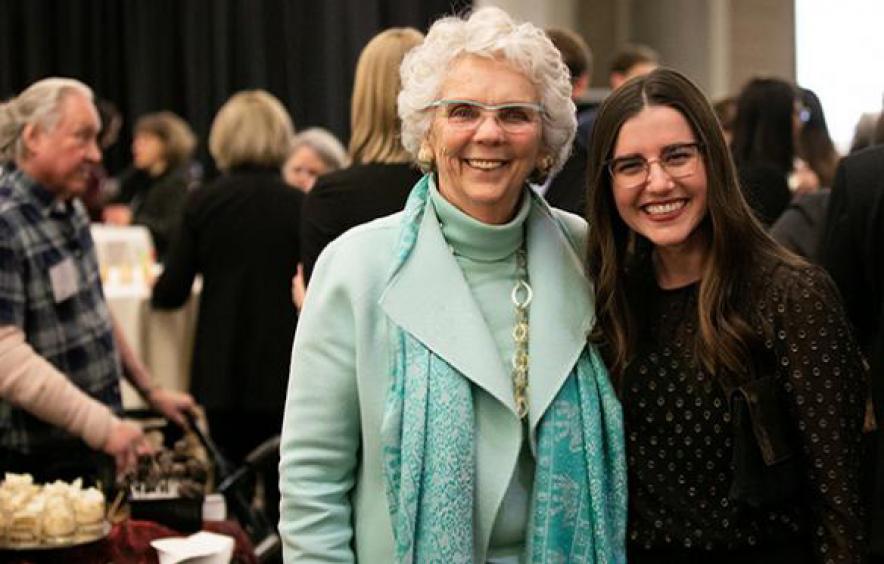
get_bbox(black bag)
[728,374,802,508]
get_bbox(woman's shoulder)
[753,255,841,314]
[311,212,403,286]
[542,200,588,253]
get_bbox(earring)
[529,154,555,183]
[417,142,435,172]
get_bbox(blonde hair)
[134,111,197,170]
[209,90,295,172]
[0,77,94,163]
[349,27,424,165]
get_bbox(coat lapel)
[379,204,517,413]
[524,201,594,431]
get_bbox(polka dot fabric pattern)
[623,261,867,562]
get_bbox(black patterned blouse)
[622,260,867,562]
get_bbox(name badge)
[49,257,79,303]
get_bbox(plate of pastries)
[0,473,109,549]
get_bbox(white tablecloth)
[91,225,198,408]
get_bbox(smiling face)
[21,92,101,199]
[426,55,543,224]
[611,105,708,256]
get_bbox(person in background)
[849,111,884,155]
[81,99,123,221]
[280,8,626,561]
[153,89,302,528]
[299,27,424,284]
[770,87,840,261]
[713,96,737,145]
[282,127,349,192]
[819,144,884,560]
[543,27,595,215]
[730,77,811,226]
[796,87,840,189]
[608,44,659,91]
[104,111,196,260]
[587,67,867,562]
[0,78,194,484]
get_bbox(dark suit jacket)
[151,166,303,412]
[819,145,884,551]
[300,162,421,283]
[543,103,596,217]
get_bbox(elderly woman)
[153,90,302,526]
[282,127,349,192]
[104,111,197,259]
[586,68,866,562]
[280,8,626,563]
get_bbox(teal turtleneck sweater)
[429,183,534,563]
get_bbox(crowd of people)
[0,5,882,563]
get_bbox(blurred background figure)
[299,27,424,284]
[282,127,349,192]
[104,111,197,260]
[770,86,841,261]
[152,90,302,529]
[81,99,124,221]
[850,111,884,154]
[731,77,812,226]
[542,26,594,215]
[608,43,659,90]
[796,87,840,188]
[712,96,737,145]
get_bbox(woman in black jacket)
[152,90,303,525]
[104,111,196,259]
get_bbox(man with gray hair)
[0,77,194,482]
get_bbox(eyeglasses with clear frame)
[607,142,703,188]
[426,99,543,134]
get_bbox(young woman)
[586,68,867,563]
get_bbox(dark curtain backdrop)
[0,0,471,175]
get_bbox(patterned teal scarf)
[381,175,627,562]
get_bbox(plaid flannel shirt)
[0,168,122,454]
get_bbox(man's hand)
[147,387,197,427]
[103,419,151,474]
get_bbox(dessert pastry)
[42,496,77,545]
[73,487,106,541]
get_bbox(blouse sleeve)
[768,265,868,563]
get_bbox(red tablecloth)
[1,519,257,564]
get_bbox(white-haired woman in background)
[279,8,626,563]
[282,127,349,192]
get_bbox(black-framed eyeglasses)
[607,142,703,188]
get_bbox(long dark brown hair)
[586,68,801,383]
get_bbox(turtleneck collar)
[429,176,531,262]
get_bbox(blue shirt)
[0,168,122,453]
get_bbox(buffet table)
[3,519,256,564]
[90,225,199,407]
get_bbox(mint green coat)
[279,195,595,562]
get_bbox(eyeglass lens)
[609,143,701,187]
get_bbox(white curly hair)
[397,7,576,177]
